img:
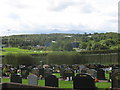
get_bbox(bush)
[46,51,119,65]
[46,51,80,64]
[3,53,36,67]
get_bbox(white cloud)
[0,0,119,36]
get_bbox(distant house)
[71,42,79,48]
[87,35,92,37]
[44,42,51,47]
[51,41,56,43]
[64,35,72,38]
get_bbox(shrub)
[46,51,80,64]
[3,53,36,67]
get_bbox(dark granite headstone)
[31,68,40,77]
[112,68,120,73]
[44,68,52,77]
[10,74,22,83]
[60,67,65,77]
[88,64,96,69]
[81,68,89,74]
[111,72,120,88]
[45,75,58,87]
[72,64,79,73]
[0,77,1,83]
[10,68,17,75]
[73,74,96,89]
[96,68,106,80]
[63,68,74,81]
[39,68,44,79]
[21,69,29,79]
[53,65,60,73]
[0,70,2,77]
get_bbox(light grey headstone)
[28,74,38,85]
[86,69,97,78]
[79,65,86,73]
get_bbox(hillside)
[2,32,120,51]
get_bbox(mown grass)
[2,77,111,89]
[1,47,51,55]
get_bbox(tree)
[63,42,73,51]
[3,53,36,67]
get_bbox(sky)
[0,0,119,36]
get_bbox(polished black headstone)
[45,75,58,87]
[10,74,22,83]
[73,74,96,89]
[111,72,120,88]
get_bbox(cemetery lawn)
[1,47,51,55]
[2,78,111,89]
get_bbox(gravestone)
[86,69,97,78]
[112,68,120,73]
[10,68,17,75]
[60,67,65,77]
[109,72,112,82]
[96,64,104,68]
[79,65,86,73]
[0,70,2,77]
[31,68,40,77]
[36,65,42,69]
[44,68,52,77]
[72,64,79,73]
[73,74,96,89]
[53,65,60,73]
[110,68,120,81]
[0,77,1,83]
[87,64,97,69]
[28,74,38,85]
[60,64,68,76]
[21,66,29,79]
[21,69,29,79]
[39,68,44,79]
[0,68,1,83]
[111,71,120,88]
[45,75,58,87]
[27,66,33,72]
[81,68,89,74]
[63,68,74,81]
[10,74,22,83]
[0,77,1,90]
[5,68,11,77]
[96,68,106,80]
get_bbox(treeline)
[3,50,119,67]
[46,51,119,65]
[3,53,37,67]
[2,32,120,51]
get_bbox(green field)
[1,47,51,55]
[1,73,111,89]
[2,78,111,89]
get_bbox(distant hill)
[2,32,120,51]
